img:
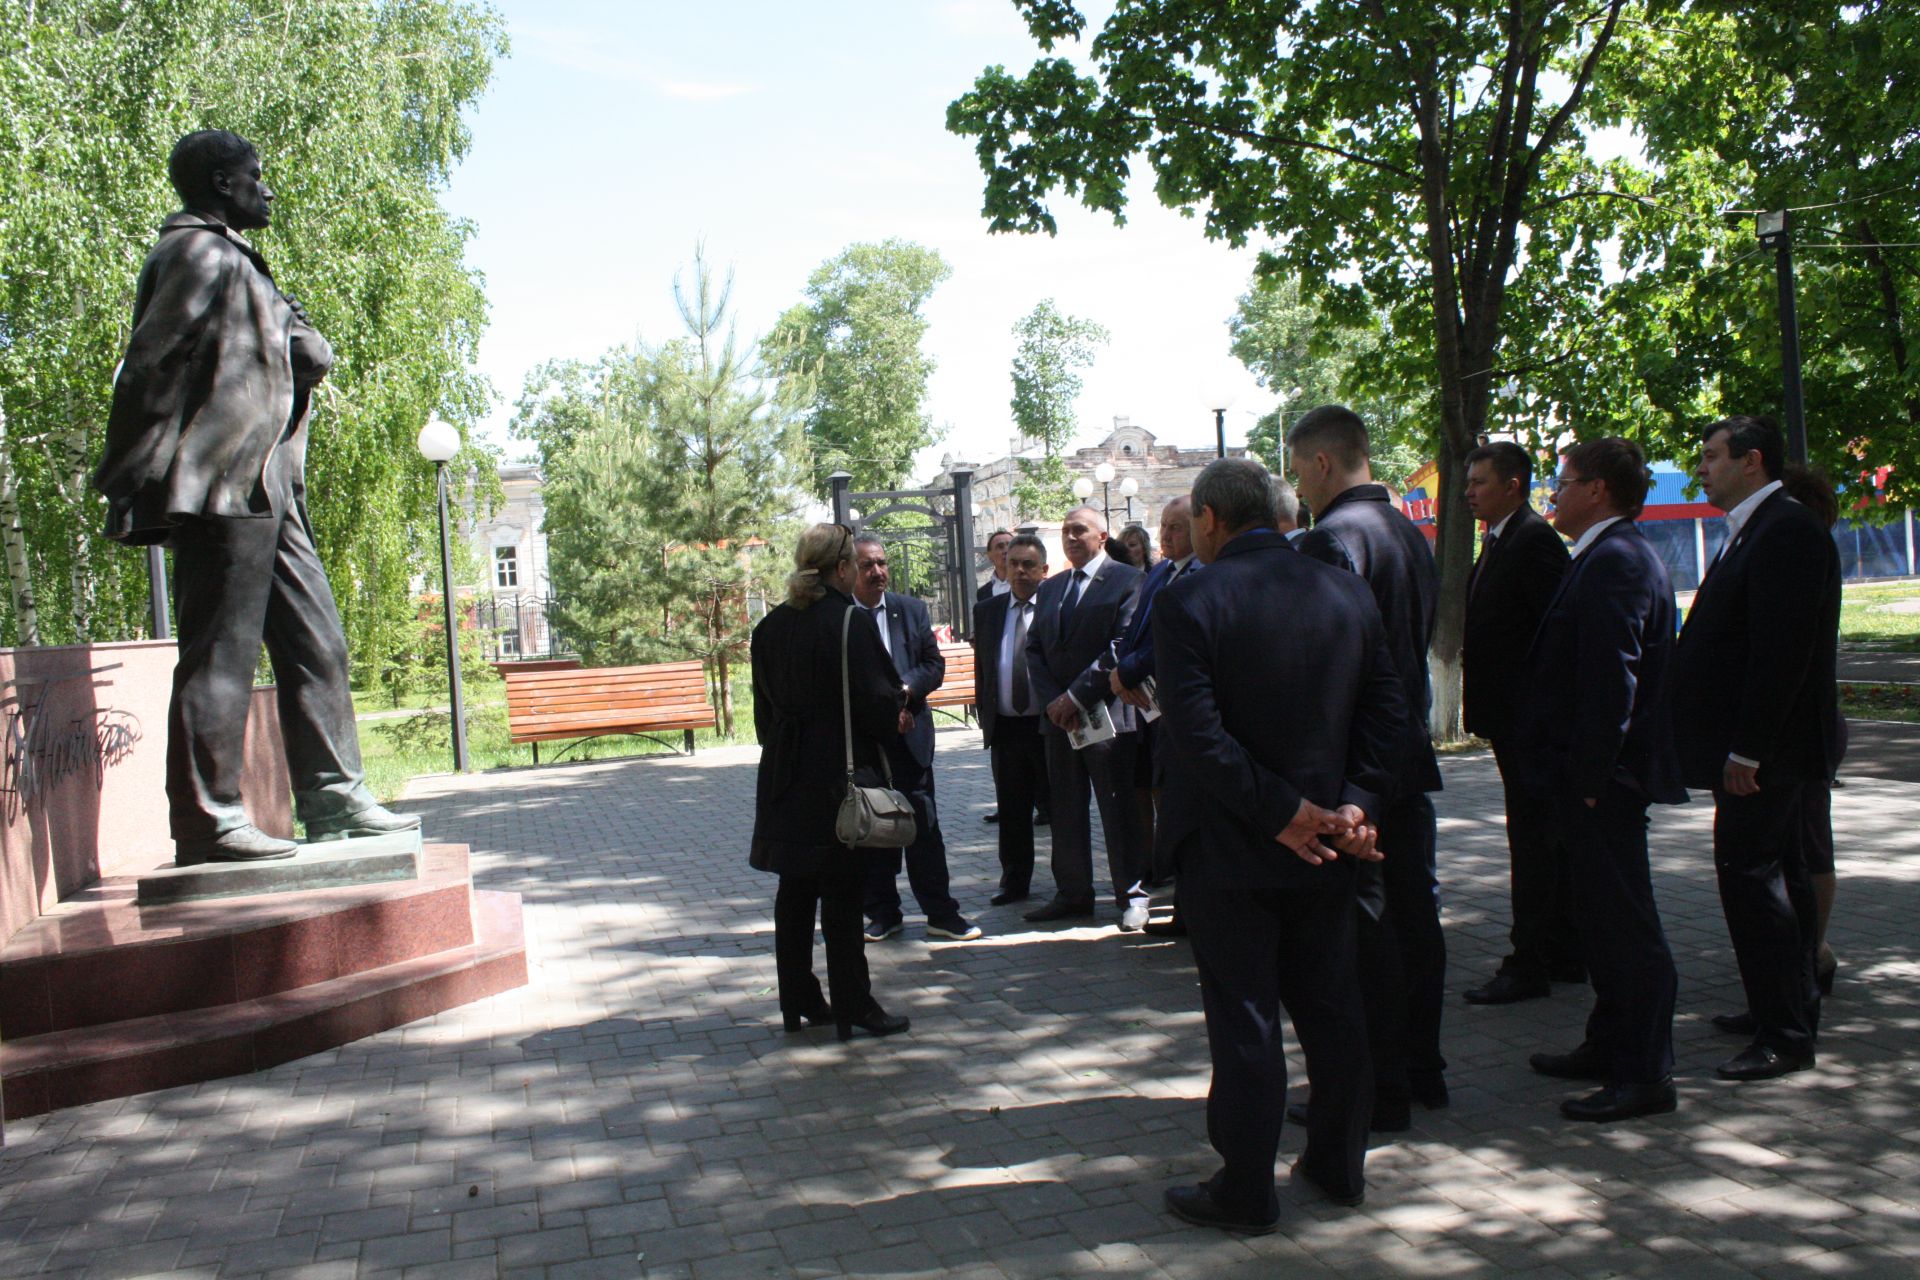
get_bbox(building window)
[498,628,521,657]
[1123,444,1135,456]
[495,546,519,589]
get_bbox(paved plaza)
[2,728,1918,1278]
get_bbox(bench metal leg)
[532,741,539,765]
[684,729,696,755]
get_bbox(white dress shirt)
[1064,549,1109,606]
[1569,515,1626,559]
[1717,479,1784,560]
[998,595,1038,716]
[863,598,891,658]
[988,573,1011,597]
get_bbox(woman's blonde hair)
[786,522,854,607]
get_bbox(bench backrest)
[503,660,716,737]
[927,641,976,707]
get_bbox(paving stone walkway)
[3,730,1918,1279]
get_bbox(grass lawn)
[1839,581,1920,650]
[1840,682,1920,725]
[359,693,757,803]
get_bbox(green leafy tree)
[543,249,806,736]
[1231,274,1431,485]
[1008,298,1107,521]
[949,0,1652,735]
[0,0,504,675]
[769,239,951,494]
[1598,2,1920,500]
[544,416,679,669]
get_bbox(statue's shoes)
[304,804,423,841]
[176,825,300,867]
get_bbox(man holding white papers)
[1023,506,1148,927]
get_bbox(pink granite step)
[1,888,526,1121]
[0,844,477,1038]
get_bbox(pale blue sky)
[443,0,1281,479]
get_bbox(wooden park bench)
[502,660,716,763]
[926,641,976,725]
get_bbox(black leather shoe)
[781,1003,834,1033]
[983,810,1000,824]
[1561,1078,1677,1122]
[1291,1158,1364,1207]
[1285,1099,1410,1133]
[1716,1042,1814,1081]
[1711,1011,1757,1037]
[1163,1184,1277,1235]
[1409,1073,1451,1111]
[304,804,422,841]
[1816,955,1837,996]
[1549,961,1589,985]
[1464,970,1550,1005]
[1023,899,1094,922]
[1142,916,1188,937]
[989,890,1028,907]
[1530,1043,1610,1081]
[837,1005,910,1042]
[175,824,299,866]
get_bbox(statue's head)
[168,130,271,230]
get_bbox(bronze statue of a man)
[93,130,419,865]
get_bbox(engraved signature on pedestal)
[0,665,144,822]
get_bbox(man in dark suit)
[1460,442,1577,1004]
[974,534,1051,906]
[1287,405,1448,1126]
[1672,416,1841,1082]
[1110,497,1197,935]
[977,528,1014,603]
[1154,458,1407,1232]
[1515,438,1688,1121]
[1023,506,1148,927]
[851,534,980,942]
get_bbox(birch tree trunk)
[0,405,40,646]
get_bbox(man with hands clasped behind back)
[1152,458,1405,1233]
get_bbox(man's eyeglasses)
[1548,473,1596,496]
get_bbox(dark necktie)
[1009,602,1032,713]
[871,604,889,655]
[1469,531,1498,597]
[1058,568,1088,632]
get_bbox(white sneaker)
[928,919,983,941]
[1120,902,1150,932]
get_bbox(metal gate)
[828,468,980,638]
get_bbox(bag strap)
[841,602,895,789]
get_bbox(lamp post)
[1757,210,1809,465]
[1118,475,1139,522]
[416,421,470,772]
[1203,387,1239,458]
[1093,461,1116,525]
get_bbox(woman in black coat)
[751,523,911,1041]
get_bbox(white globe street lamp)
[416,421,470,772]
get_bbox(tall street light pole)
[1094,462,1115,526]
[417,421,470,772]
[1757,210,1809,465]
